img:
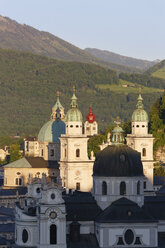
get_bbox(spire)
[112,117,124,145]
[51,91,64,121]
[53,91,63,109]
[86,106,96,123]
[71,86,78,108]
[136,88,144,110]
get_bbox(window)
[64,148,67,157]
[102,181,107,195]
[76,125,79,128]
[143,181,146,189]
[76,149,80,158]
[70,125,73,128]
[22,229,28,243]
[16,178,22,186]
[41,149,44,156]
[124,229,134,245]
[76,182,80,190]
[137,181,140,195]
[93,127,96,130]
[136,125,139,128]
[120,182,126,195]
[142,148,146,157]
[50,149,54,157]
[142,125,145,128]
[50,225,57,244]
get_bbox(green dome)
[66,108,83,122]
[132,92,148,122]
[132,109,148,122]
[38,119,65,143]
[65,88,83,122]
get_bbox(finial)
[73,86,76,94]
[139,87,141,95]
[57,91,60,97]
[114,116,121,126]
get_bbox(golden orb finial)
[57,91,60,97]
[73,86,76,94]
[139,87,141,94]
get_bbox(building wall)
[4,168,58,187]
[93,176,144,209]
[84,121,98,136]
[96,223,158,248]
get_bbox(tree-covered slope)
[0,15,141,73]
[0,48,162,137]
[85,48,156,71]
[145,60,165,80]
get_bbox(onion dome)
[38,108,65,143]
[93,145,143,177]
[65,87,83,122]
[86,107,96,123]
[132,89,148,122]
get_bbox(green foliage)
[149,92,165,151]
[9,144,22,163]
[154,166,165,176]
[0,48,162,137]
[119,72,165,89]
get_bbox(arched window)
[16,178,22,186]
[137,181,140,195]
[50,225,57,244]
[22,229,28,243]
[142,148,146,157]
[64,148,67,158]
[120,182,126,195]
[76,182,80,190]
[76,149,80,158]
[102,181,107,195]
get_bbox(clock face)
[49,211,57,219]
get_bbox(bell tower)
[126,89,154,193]
[60,87,94,192]
[84,106,98,136]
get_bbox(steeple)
[132,89,148,123]
[51,91,65,121]
[112,117,124,145]
[136,88,144,110]
[70,86,78,108]
[86,106,96,123]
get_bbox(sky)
[0,0,165,61]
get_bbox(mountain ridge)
[85,48,157,71]
[0,15,148,74]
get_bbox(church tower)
[84,106,98,136]
[51,91,65,121]
[126,90,154,192]
[60,87,94,192]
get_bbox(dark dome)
[93,145,144,177]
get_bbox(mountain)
[145,60,165,79]
[85,48,157,71]
[0,48,161,137]
[0,15,141,73]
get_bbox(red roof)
[86,107,96,123]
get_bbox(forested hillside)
[145,60,165,80]
[0,48,162,137]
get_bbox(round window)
[51,193,55,200]
[22,229,28,243]
[36,187,40,193]
[124,229,134,245]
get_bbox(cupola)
[65,87,83,135]
[131,89,148,136]
[86,107,96,123]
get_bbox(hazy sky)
[1,0,165,61]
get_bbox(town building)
[13,125,165,248]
